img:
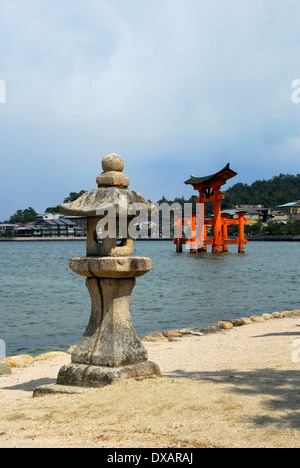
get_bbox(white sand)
[1,317,300,448]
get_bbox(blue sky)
[0,0,300,220]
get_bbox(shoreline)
[2,308,299,372]
[247,235,300,242]
[0,235,300,242]
[0,237,87,242]
[0,310,300,448]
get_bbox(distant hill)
[156,173,300,215]
[222,173,300,210]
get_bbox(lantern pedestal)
[34,257,161,394]
[56,361,161,388]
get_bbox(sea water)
[0,240,299,355]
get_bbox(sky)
[0,0,300,220]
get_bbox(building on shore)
[60,215,87,231]
[35,213,87,231]
[0,224,18,236]
[14,225,45,237]
[222,206,290,225]
[222,207,270,224]
[14,218,85,238]
[222,208,261,225]
[237,206,271,223]
[35,212,63,223]
[277,201,300,218]
[270,210,290,223]
[0,212,87,238]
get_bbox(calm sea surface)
[0,241,299,356]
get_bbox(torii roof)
[185,163,237,188]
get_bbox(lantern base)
[33,361,162,396]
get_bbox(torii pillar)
[212,185,223,253]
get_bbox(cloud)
[0,0,300,219]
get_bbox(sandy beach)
[1,316,300,448]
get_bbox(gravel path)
[0,317,300,448]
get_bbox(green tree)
[288,221,300,235]
[45,190,87,213]
[45,206,60,213]
[245,221,263,235]
[223,174,300,210]
[261,222,288,235]
[63,191,87,203]
[9,207,37,224]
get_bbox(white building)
[35,213,63,223]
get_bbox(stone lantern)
[34,154,161,394]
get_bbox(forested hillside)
[222,174,300,209]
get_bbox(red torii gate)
[174,164,247,254]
